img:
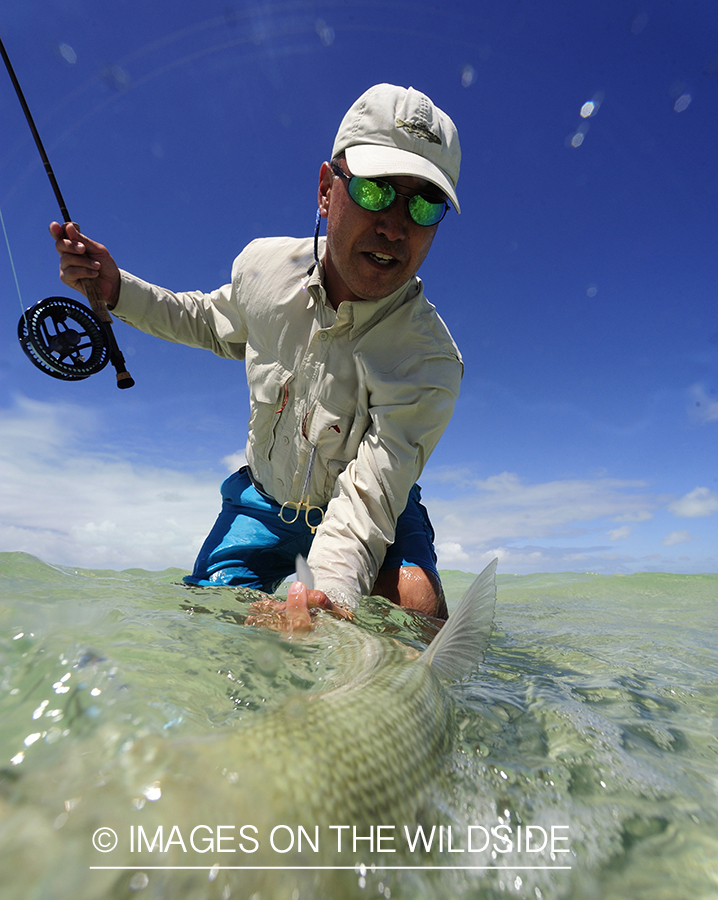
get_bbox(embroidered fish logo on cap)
[396,117,442,144]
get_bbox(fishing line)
[0,202,26,319]
[0,33,134,388]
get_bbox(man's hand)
[245,581,352,632]
[49,221,121,308]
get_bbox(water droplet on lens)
[461,64,476,88]
[129,872,149,891]
[59,44,77,64]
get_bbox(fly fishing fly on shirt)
[0,34,134,389]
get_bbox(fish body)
[0,559,497,898]
[129,558,497,835]
[231,555,497,824]
[123,559,496,827]
[220,619,455,826]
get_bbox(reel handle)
[82,275,134,388]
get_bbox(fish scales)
[221,626,455,824]
[0,560,497,898]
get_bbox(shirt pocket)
[245,356,294,461]
[305,401,370,498]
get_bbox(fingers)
[245,586,313,632]
[48,221,65,240]
[244,598,284,629]
[49,220,121,306]
[286,581,313,630]
[245,584,352,631]
[50,220,92,258]
[307,589,353,620]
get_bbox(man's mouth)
[367,251,396,266]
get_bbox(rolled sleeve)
[307,351,461,604]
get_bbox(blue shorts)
[183,467,439,592]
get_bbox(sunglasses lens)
[342,169,448,226]
[348,176,394,211]
[408,195,447,226]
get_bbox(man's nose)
[374,196,410,240]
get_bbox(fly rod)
[1,33,134,388]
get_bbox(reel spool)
[18,296,110,381]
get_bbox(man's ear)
[318,161,333,219]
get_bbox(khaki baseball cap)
[331,83,461,212]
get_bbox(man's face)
[317,160,443,308]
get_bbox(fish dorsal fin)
[422,558,497,682]
[295,555,315,591]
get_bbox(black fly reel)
[18,296,111,381]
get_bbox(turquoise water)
[0,552,716,899]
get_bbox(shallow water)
[0,553,716,899]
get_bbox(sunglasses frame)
[330,163,449,227]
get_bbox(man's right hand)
[245,581,352,632]
[50,221,121,309]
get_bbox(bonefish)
[0,560,497,898]
[174,557,499,827]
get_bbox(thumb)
[286,581,312,630]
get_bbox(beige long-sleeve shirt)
[113,236,462,606]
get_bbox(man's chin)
[347,267,413,302]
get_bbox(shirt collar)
[303,239,421,339]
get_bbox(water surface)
[0,553,716,899]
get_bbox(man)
[52,84,463,620]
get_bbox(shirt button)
[282,435,290,445]
[319,331,328,341]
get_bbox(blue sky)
[0,0,716,575]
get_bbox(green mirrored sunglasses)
[331,163,449,227]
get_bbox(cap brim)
[344,144,460,213]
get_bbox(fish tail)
[422,558,497,682]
